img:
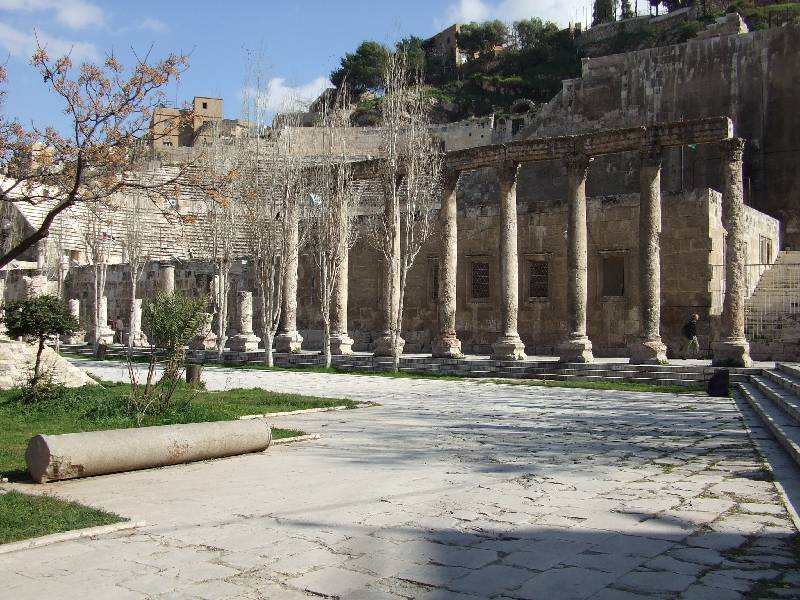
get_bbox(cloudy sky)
[0,0,594,128]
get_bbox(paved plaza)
[2,363,799,599]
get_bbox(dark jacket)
[682,319,697,339]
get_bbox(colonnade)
[66,119,754,367]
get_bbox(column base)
[125,332,150,348]
[374,333,405,357]
[432,334,463,358]
[275,331,303,353]
[629,337,668,365]
[712,338,752,368]
[88,327,114,346]
[229,333,261,352]
[491,335,526,361]
[189,333,218,351]
[330,333,354,355]
[559,335,594,363]
[61,331,85,345]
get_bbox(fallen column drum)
[26,418,272,483]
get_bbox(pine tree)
[592,0,615,26]
[621,0,634,18]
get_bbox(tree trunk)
[323,323,331,369]
[129,276,137,351]
[34,335,46,388]
[264,329,274,367]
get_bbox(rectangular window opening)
[529,260,548,298]
[471,261,490,300]
[602,255,625,297]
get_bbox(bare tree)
[304,94,359,369]
[239,59,305,366]
[202,129,239,357]
[81,204,114,350]
[368,50,443,371]
[121,190,150,349]
[0,46,194,268]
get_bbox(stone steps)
[737,362,800,471]
[737,377,800,469]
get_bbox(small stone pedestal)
[491,335,526,361]
[228,292,261,352]
[189,313,218,351]
[330,333,354,355]
[629,337,667,365]
[712,338,752,368]
[559,335,594,363]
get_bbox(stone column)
[713,138,752,367]
[558,152,594,363]
[433,169,463,358]
[629,147,668,364]
[127,298,149,347]
[160,262,175,294]
[62,298,85,345]
[374,175,405,357]
[330,245,354,355]
[492,160,526,361]
[90,296,114,345]
[276,198,303,353]
[229,291,261,352]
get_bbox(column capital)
[720,137,745,163]
[442,168,460,191]
[639,145,663,168]
[496,159,520,185]
[563,152,590,174]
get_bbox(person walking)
[681,313,700,358]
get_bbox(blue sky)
[0,0,592,130]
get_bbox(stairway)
[746,251,800,361]
[736,363,800,468]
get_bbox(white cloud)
[440,0,592,28]
[0,21,98,61]
[243,76,332,115]
[137,17,166,33]
[0,0,105,29]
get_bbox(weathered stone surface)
[26,417,272,483]
[629,150,667,365]
[228,291,260,352]
[492,160,526,361]
[559,152,594,363]
[188,312,218,351]
[713,139,752,368]
[433,170,462,358]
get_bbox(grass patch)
[0,383,357,478]
[0,491,124,544]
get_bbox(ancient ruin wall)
[523,24,800,247]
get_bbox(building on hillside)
[150,96,224,149]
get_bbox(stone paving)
[2,363,799,599]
